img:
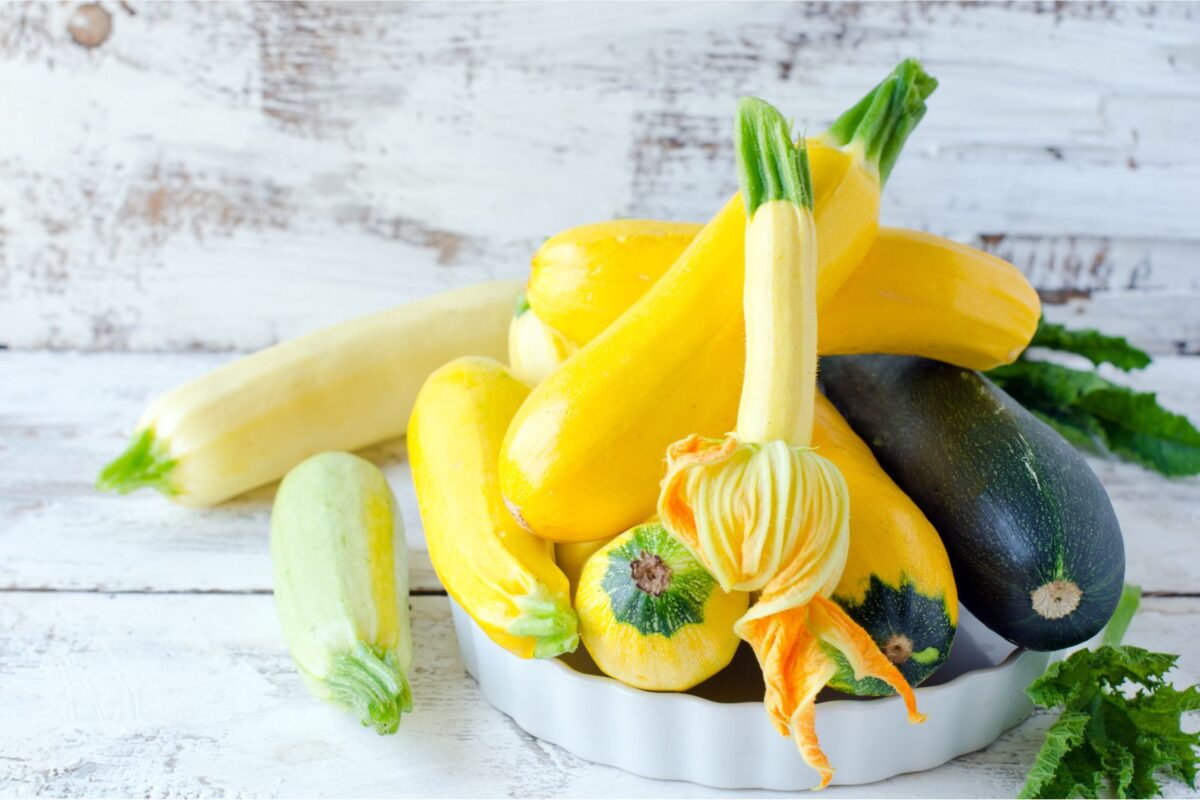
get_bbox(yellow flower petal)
[659,434,848,601]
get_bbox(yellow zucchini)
[527,224,1039,372]
[408,356,577,659]
[501,61,937,543]
[98,280,521,506]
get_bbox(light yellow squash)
[508,293,575,386]
[271,451,413,734]
[99,280,521,506]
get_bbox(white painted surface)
[2,2,1199,352]
[3,2,1200,796]
[1,593,1196,798]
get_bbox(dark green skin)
[830,576,956,695]
[821,355,1125,652]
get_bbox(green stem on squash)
[821,58,938,184]
[736,97,812,215]
[325,642,413,735]
[96,428,178,497]
[509,583,580,658]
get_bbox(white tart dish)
[450,600,1057,789]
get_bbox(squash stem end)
[96,428,178,498]
[822,58,938,185]
[510,584,580,659]
[326,643,413,735]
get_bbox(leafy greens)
[1020,586,1200,799]
[987,319,1200,476]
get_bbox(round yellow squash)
[575,522,748,692]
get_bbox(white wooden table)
[2,3,1199,797]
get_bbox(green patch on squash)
[599,523,717,637]
[829,575,956,695]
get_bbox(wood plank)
[4,350,1199,594]
[2,2,1198,352]
[1,592,1196,798]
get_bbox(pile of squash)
[101,59,1125,788]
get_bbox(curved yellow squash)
[814,395,959,693]
[500,143,878,543]
[408,357,577,659]
[527,222,1039,372]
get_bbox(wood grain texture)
[2,2,1198,353]
[1,592,1196,799]
[2,350,1198,595]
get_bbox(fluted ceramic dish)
[450,601,1057,789]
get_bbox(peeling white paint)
[1,2,1198,352]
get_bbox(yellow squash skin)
[408,357,577,659]
[813,395,959,692]
[554,538,613,599]
[822,229,1040,369]
[500,143,878,543]
[575,522,749,692]
[528,223,1040,372]
[529,220,710,345]
[99,280,522,506]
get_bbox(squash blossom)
[659,98,924,789]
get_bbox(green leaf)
[1031,408,1107,453]
[987,359,1200,477]
[1021,712,1091,798]
[1094,735,1136,798]
[1031,319,1152,371]
[1081,387,1200,476]
[1102,584,1142,648]
[1021,645,1199,798]
[988,359,1105,409]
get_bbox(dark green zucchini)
[820,355,1125,651]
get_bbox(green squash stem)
[96,428,178,497]
[325,642,413,735]
[509,583,580,658]
[821,58,938,184]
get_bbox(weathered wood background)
[2,2,1199,797]
[2,1,1198,354]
